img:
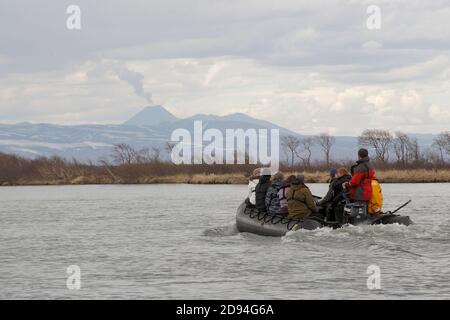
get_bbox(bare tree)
[446,132,450,154]
[139,147,161,163]
[296,137,315,169]
[315,133,335,166]
[100,159,119,182]
[432,132,450,163]
[111,143,139,165]
[165,141,177,161]
[393,132,411,166]
[358,129,393,163]
[406,138,421,164]
[281,135,301,169]
[424,148,441,166]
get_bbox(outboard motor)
[343,202,368,225]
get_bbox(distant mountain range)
[0,105,437,163]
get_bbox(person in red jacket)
[348,148,375,203]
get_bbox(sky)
[0,0,449,135]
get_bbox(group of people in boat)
[246,148,381,222]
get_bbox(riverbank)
[2,169,450,186]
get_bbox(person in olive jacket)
[286,174,318,219]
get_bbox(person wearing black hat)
[318,168,338,208]
[329,167,352,222]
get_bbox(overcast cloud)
[0,0,449,134]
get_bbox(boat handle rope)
[245,209,301,230]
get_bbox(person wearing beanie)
[329,168,337,180]
[286,174,318,219]
[344,148,377,219]
[254,168,272,213]
[265,172,285,215]
[347,148,376,203]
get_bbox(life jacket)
[368,179,383,215]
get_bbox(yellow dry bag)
[368,179,383,215]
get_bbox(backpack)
[368,179,383,214]
[267,185,280,206]
[277,185,289,209]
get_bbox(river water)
[0,183,449,299]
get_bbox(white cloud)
[386,56,449,81]
[429,104,450,122]
[64,71,88,83]
[361,41,383,50]
[331,89,366,112]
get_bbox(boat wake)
[203,223,239,237]
[283,222,417,241]
[280,222,448,258]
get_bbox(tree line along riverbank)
[1,152,450,186]
[2,170,450,186]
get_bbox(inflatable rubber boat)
[236,201,413,237]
